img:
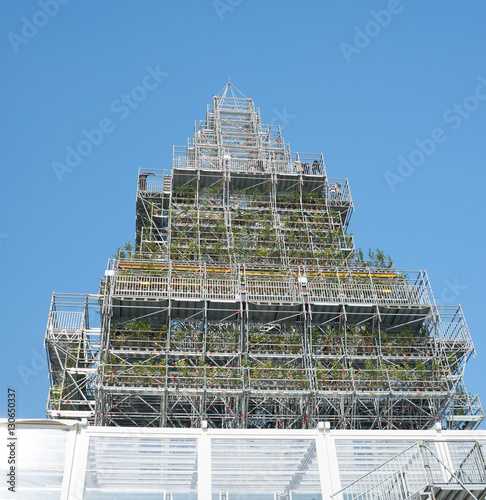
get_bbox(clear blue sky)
[1,1,485,424]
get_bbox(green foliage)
[315,362,328,381]
[112,318,155,341]
[107,353,117,365]
[176,359,192,378]
[133,361,146,378]
[113,241,133,259]
[331,360,342,380]
[173,184,196,197]
[50,383,64,400]
[355,247,393,268]
[66,344,80,368]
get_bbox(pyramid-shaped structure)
[45,86,484,430]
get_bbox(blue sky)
[1,1,485,424]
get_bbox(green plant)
[176,359,192,378]
[315,362,329,383]
[113,241,133,259]
[355,248,393,268]
[50,383,63,401]
[107,353,117,365]
[133,361,147,384]
[415,360,427,381]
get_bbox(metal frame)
[332,439,486,499]
[45,83,483,431]
[4,419,486,499]
[45,293,100,420]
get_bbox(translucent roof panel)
[4,420,486,499]
[0,425,69,500]
[83,436,197,499]
[211,438,322,498]
[335,438,416,488]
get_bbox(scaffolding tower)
[45,83,484,430]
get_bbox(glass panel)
[211,438,322,498]
[335,439,416,489]
[0,426,69,500]
[83,436,197,499]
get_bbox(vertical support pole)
[315,422,341,500]
[242,391,249,429]
[61,421,89,500]
[224,171,232,267]
[240,277,246,354]
[196,171,201,261]
[203,296,208,360]
[198,421,212,500]
[342,303,350,429]
[240,263,248,430]
[167,173,173,256]
[59,424,77,500]
[432,423,454,482]
[301,276,314,428]
[159,390,167,428]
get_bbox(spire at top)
[217,81,248,99]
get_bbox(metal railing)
[327,178,352,203]
[307,279,429,306]
[171,146,326,176]
[111,270,429,306]
[433,305,473,343]
[100,362,452,397]
[101,365,312,392]
[47,311,84,332]
[136,169,354,210]
[332,440,486,499]
[137,168,169,192]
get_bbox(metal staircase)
[333,441,486,500]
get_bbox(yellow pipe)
[118,261,397,279]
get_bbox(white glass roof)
[1,420,486,499]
